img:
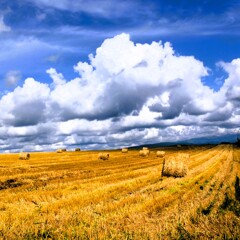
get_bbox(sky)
[0,0,240,152]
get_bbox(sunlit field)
[0,144,239,239]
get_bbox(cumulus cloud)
[204,102,233,122]
[69,33,210,120]
[0,33,239,151]
[0,78,50,127]
[47,68,66,86]
[219,59,240,101]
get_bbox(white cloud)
[0,78,50,126]
[57,119,111,135]
[0,15,10,33]
[24,0,140,18]
[5,70,21,87]
[69,33,210,121]
[45,54,61,63]
[218,58,240,101]
[47,68,66,86]
[36,12,47,21]
[0,33,239,151]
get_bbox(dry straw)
[156,151,165,157]
[19,152,30,160]
[122,148,128,153]
[139,149,150,157]
[98,153,110,160]
[162,153,189,177]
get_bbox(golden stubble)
[0,145,239,239]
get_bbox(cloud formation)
[5,70,21,87]
[0,15,10,32]
[24,0,141,18]
[0,33,239,152]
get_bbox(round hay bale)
[98,152,109,160]
[156,151,165,157]
[139,149,149,157]
[56,149,62,153]
[121,148,128,153]
[162,153,189,177]
[142,147,148,150]
[19,152,30,160]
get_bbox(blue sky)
[0,0,240,151]
[1,0,240,89]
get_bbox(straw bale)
[162,153,189,177]
[19,152,30,160]
[156,151,165,157]
[98,152,110,160]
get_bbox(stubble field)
[0,144,239,239]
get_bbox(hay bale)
[121,148,128,153]
[162,153,189,177]
[75,148,81,152]
[19,152,30,160]
[56,149,62,153]
[156,151,165,157]
[98,152,109,160]
[139,149,149,157]
[142,147,148,150]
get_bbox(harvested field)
[0,144,239,239]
